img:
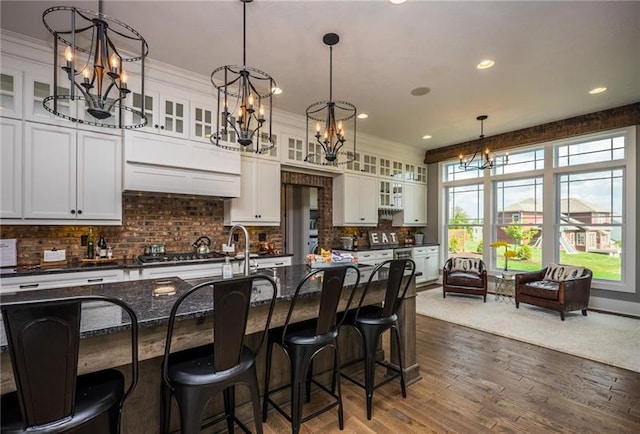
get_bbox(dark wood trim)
[424,102,640,164]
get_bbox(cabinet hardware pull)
[160,125,165,130]
[360,217,364,220]
[275,262,284,266]
[77,210,82,215]
[19,283,39,289]
[154,124,159,128]
[70,209,76,214]
[87,278,104,283]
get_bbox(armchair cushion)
[450,257,482,274]
[518,280,559,300]
[446,271,485,288]
[544,263,584,282]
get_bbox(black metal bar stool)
[262,265,360,434]
[0,295,139,434]
[161,275,278,434]
[340,258,415,420]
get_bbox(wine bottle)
[98,234,107,258]
[87,227,95,259]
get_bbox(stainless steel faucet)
[227,224,251,276]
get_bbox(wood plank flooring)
[259,313,640,434]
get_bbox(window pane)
[556,136,625,167]
[444,162,483,182]
[494,149,544,175]
[495,177,543,271]
[446,185,483,258]
[558,169,623,282]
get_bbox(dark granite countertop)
[0,264,371,352]
[0,253,294,278]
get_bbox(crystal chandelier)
[305,33,357,166]
[210,0,276,154]
[42,0,148,129]
[458,115,508,170]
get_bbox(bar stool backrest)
[357,259,416,319]
[1,296,139,428]
[283,265,360,341]
[163,276,278,375]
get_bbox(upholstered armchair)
[443,257,488,302]
[515,264,593,321]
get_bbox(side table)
[495,272,516,303]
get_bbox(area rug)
[415,288,640,373]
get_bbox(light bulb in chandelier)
[42,0,148,129]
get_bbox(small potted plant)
[414,230,424,245]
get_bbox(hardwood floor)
[260,314,640,434]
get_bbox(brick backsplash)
[1,171,418,266]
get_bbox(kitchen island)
[0,264,420,433]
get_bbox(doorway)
[284,185,319,264]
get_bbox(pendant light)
[210,0,276,154]
[305,33,357,166]
[42,0,148,129]
[458,115,509,171]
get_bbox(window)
[446,184,483,258]
[558,169,623,281]
[495,177,543,271]
[441,127,635,292]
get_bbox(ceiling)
[1,0,639,153]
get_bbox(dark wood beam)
[424,102,640,164]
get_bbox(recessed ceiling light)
[477,59,495,70]
[422,135,432,140]
[272,87,283,95]
[357,113,369,119]
[389,0,408,4]
[589,87,607,95]
[410,87,431,96]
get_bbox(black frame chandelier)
[458,115,508,171]
[42,0,148,129]
[305,33,357,166]
[210,0,276,154]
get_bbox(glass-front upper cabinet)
[129,83,189,139]
[0,68,23,119]
[190,96,215,143]
[403,162,427,183]
[24,67,76,126]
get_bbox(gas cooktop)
[137,251,227,265]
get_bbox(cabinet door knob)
[77,210,82,215]
[154,124,159,128]
[160,125,165,130]
[360,217,364,221]
[70,209,76,214]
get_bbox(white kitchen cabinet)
[24,67,76,126]
[255,256,292,269]
[392,182,426,226]
[424,245,440,281]
[333,173,378,226]
[140,263,223,280]
[335,249,393,266]
[224,156,281,226]
[0,67,23,119]
[23,123,122,222]
[1,118,22,219]
[379,179,403,210]
[130,85,189,139]
[413,245,439,284]
[0,269,125,294]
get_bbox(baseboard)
[588,296,640,318]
